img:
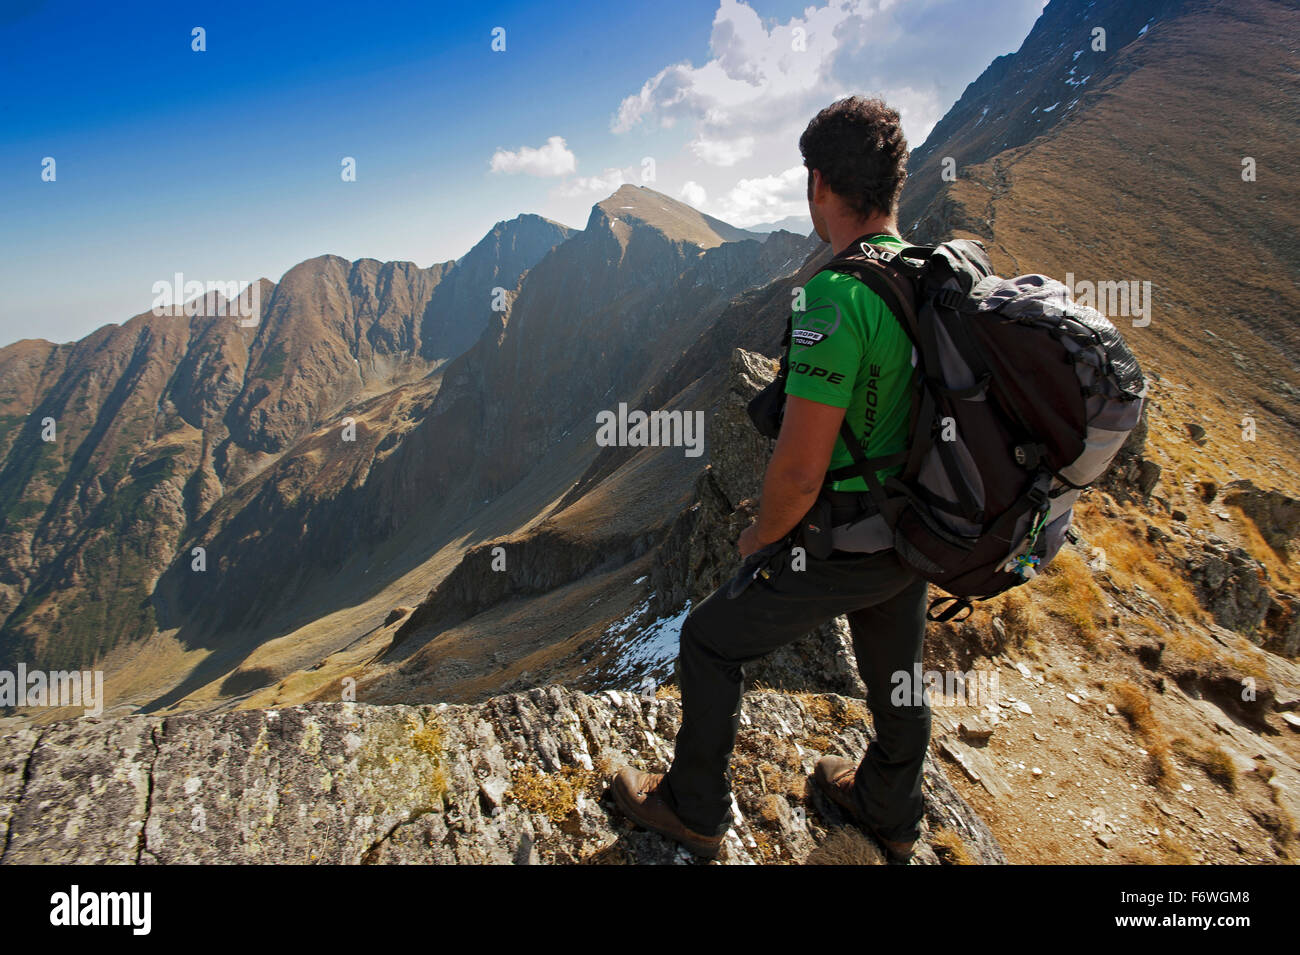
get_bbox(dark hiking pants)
[662,544,930,843]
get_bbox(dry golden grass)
[804,827,884,865]
[1039,547,1106,648]
[931,828,976,865]
[756,761,804,801]
[1073,500,1204,624]
[1155,830,1198,865]
[755,793,790,828]
[1226,648,1270,681]
[1135,560,1206,624]
[1233,505,1298,590]
[508,764,603,823]
[1112,681,1178,789]
[408,716,443,758]
[404,714,449,801]
[1163,627,1214,664]
[1172,737,1239,792]
[993,588,1048,655]
[795,693,868,730]
[751,830,779,863]
[1251,761,1298,849]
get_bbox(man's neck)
[828,215,899,257]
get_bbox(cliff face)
[419,213,577,362]
[0,687,1004,865]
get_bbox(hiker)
[611,96,929,863]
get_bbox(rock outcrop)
[1097,400,1162,504]
[1185,539,1273,635]
[1224,480,1300,559]
[0,687,1004,865]
[649,348,870,697]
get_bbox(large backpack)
[750,236,1147,621]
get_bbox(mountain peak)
[591,184,756,248]
[491,211,574,237]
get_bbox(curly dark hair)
[799,96,908,220]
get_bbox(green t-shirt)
[783,233,915,492]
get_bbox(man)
[610,96,930,863]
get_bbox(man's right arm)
[742,394,848,556]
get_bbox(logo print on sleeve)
[791,298,841,347]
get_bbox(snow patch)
[601,597,691,694]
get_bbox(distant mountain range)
[1,0,1297,728]
[744,215,814,236]
[0,181,818,709]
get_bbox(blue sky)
[0,0,1046,345]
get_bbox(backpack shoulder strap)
[814,244,929,514]
[817,242,926,347]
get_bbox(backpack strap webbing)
[817,251,925,517]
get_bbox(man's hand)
[738,522,765,559]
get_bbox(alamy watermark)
[0,665,104,717]
[891,664,1000,707]
[1064,272,1151,327]
[595,403,704,458]
[150,273,260,326]
[50,885,150,935]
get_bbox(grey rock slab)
[0,686,1005,866]
[0,725,42,859]
[3,716,156,864]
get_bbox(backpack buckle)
[1013,442,1046,469]
[859,243,897,262]
[936,288,966,310]
[1026,480,1050,511]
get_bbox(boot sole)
[611,779,723,860]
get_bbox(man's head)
[799,96,908,243]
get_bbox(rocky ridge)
[0,686,1003,865]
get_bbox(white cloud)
[489,135,578,177]
[688,135,754,166]
[555,165,638,198]
[712,165,808,226]
[612,0,867,166]
[679,181,707,207]
[548,0,1044,232]
[610,0,1042,169]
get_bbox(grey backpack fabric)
[772,236,1147,621]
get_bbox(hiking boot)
[814,755,916,864]
[610,767,725,859]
